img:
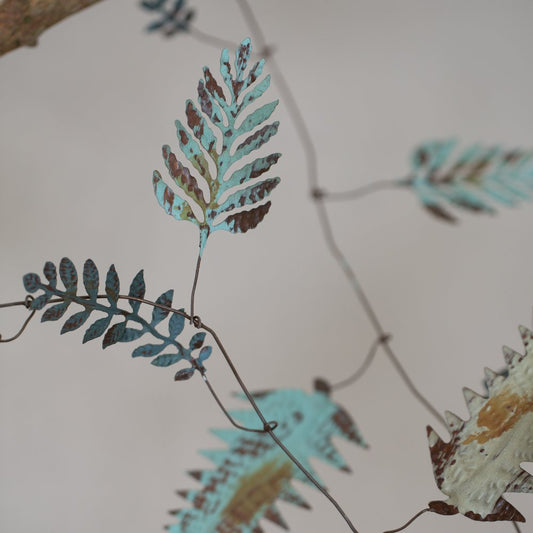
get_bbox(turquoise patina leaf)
[22,259,213,378]
[402,140,533,222]
[153,38,281,256]
[167,385,367,532]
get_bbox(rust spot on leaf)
[462,389,533,445]
[221,460,292,525]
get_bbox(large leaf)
[153,38,281,256]
[427,326,533,522]
[402,140,533,222]
[167,385,367,532]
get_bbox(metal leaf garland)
[22,258,211,379]
[427,326,533,522]
[141,0,194,36]
[402,140,533,222]
[153,37,281,255]
[167,385,367,532]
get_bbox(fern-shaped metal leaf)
[402,140,533,222]
[22,258,212,379]
[141,0,194,36]
[427,326,533,522]
[153,38,281,255]
[167,384,367,532]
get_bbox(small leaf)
[197,345,212,363]
[233,122,279,163]
[128,270,146,313]
[42,302,69,322]
[174,367,195,381]
[102,321,126,348]
[169,310,186,338]
[189,332,206,350]
[151,352,182,367]
[61,310,90,334]
[83,316,112,343]
[217,177,279,215]
[152,289,174,326]
[105,265,120,305]
[120,327,145,342]
[216,202,272,234]
[43,262,57,288]
[83,259,99,300]
[132,343,167,358]
[223,153,281,192]
[23,273,40,293]
[30,294,50,310]
[59,257,77,293]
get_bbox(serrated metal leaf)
[427,326,533,522]
[169,387,367,531]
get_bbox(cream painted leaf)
[427,325,533,522]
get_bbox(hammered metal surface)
[427,326,533,521]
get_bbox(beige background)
[1,1,532,532]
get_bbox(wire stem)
[200,370,277,434]
[267,429,359,533]
[0,296,35,343]
[383,508,431,532]
[190,251,202,324]
[330,334,390,391]
[234,0,445,429]
[1,291,356,531]
[512,521,522,533]
[321,179,400,202]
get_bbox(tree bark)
[0,0,104,57]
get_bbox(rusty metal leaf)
[153,38,281,256]
[105,265,120,306]
[402,140,533,222]
[427,326,533,522]
[128,270,145,314]
[167,385,367,532]
[141,0,194,37]
[83,259,99,302]
[22,258,213,379]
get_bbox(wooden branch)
[0,0,104,57]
